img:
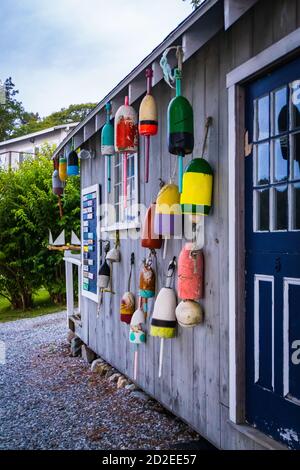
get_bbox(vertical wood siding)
[78,0,299,449]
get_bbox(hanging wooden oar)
[139,68,158,183]
[101,102,115,194]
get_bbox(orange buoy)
[177,243,204,301]
[141,203,163,250]
[139,68,158,183]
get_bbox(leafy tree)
[0,78,25,141]
[183,0,203,8]
[0,144,80,309]
[12,103,97,138]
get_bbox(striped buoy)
[181,158,213,216]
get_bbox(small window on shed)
[103,152,139,231]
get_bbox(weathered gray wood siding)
[79,0,300,449]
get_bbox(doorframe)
[227,27,300,424]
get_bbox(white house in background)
[0,123,78,170]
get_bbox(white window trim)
[227,27,300,425]
[102,152,140,232]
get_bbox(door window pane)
[292,183,300,230]
[274,137,288,183]
[272,87,288,135]
[290,80,300,129]
[274,185,288,230]
[255,188,269,231]
[256,143,270,185]
[291,133,300,180]
[255,95,269,141]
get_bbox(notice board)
[81,184,100,302]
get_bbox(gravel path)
[0,313,201,450]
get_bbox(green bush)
[0,144,80,309]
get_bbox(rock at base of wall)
[70,337,82,357]
[117,376,129,389]
[108,373,121,383]
[81,344,97,364]
[125,383,138,391]
[91,358,105,373]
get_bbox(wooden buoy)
[150,258,177,378]
[115,96,138,207]
[120,253,135,324]
[175,300,203,328]
[59,153,67,182]
[67,149,79,176]
[181,158,213,216]
[139,68,158,183]
[177,243,204,301]
[141,203,162,250]
[101,102,115,193]
[167,69,194,192]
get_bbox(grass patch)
[0,288,65,323]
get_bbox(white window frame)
[227,27,300,425]
[101,152,140,232]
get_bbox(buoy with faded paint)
[67,149,79,176]
[139,260,156,299]
[177,243,204,301]
[101,102,115,193]
[141,203,162,250]
[59,153,67,182]
[150,258,177,339]
[115,96,138,206]
[98,259,110,289]
[181,158,213,216]
[139,68,158,183]
[120,252,135,324]
[52,166,64,196]
[129,306,146,344]
[154,183,182,237]
[175,299,203,328]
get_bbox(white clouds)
[2,0,192,116]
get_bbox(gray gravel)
[0,312,200,450]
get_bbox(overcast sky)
[1,0,193,117]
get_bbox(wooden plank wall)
[79,0,300,449]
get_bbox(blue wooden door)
[245,57,300,449]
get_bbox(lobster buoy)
[168,69,194,193]
[98,259,110,289]
[181,158,213,216]
[59,154,67,182]
[139,68,158,183]
[141,203,162,250]
[154,183,182,237]
[150,257,177,339]
[120,253,135,324]
[52,169,64,196]
[101,102,115,193]
[175,300,203,328]
[129,307,146,344]
[67,150,79,176]
[115,96,138,206]
[106,246,120,263]
[178,243,204,301]
[120,292,135,324]
[150,288,177,338]
[139,261,156,299]
[151,257,177,378]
